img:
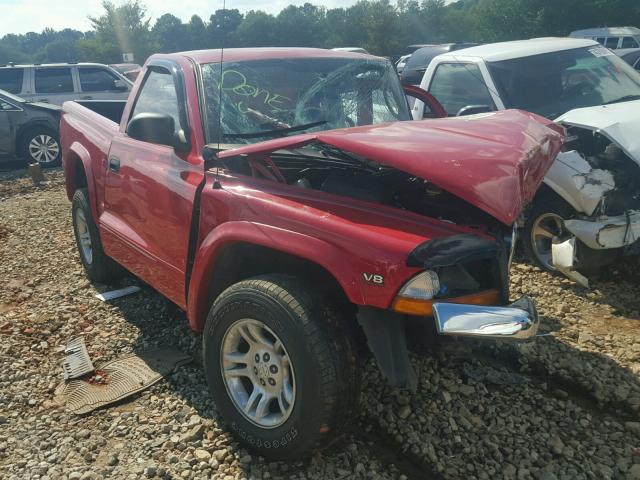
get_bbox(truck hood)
[556,100,640,164]
[218,110,563,225]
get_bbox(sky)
[3,0,358,36]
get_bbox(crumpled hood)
[218,110,564,225]
[556,100,640,164]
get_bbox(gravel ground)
[1,168,639,480]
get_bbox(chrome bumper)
[432,296,539,340]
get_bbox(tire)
[522,197,615,273]
[72,188,122,283]
[19,127,61,167]
[203,275,360,459]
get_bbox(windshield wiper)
[223,121,327,140]
[604,94,640,105]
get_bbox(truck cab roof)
[171,47,383,65]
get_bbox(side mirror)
[402,84,447,119]
[113,79,129,91]
[456,105,493,117]
[126,113,184,149]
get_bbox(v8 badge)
[363,273,384,286]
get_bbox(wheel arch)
[187,223,364,332]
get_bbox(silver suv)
[0,63,132,106]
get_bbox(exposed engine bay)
[223,146,505,233]
[563,126,640,216]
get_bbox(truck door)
[101,63,203,308]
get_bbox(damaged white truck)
[412,38,640,274]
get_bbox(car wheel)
[20,127,61,167]
[522,198,614,273]
[203,275,361,459]
[72,188,122,283]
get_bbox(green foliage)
[1,0,639,65]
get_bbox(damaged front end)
[216,110,562,390]
[547,120,640,274]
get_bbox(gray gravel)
[1,168,639,479]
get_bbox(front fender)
[186,221,365,331]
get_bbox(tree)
[153,14,189,53]
[208,9,243,48]
[187,15,208,50]
[234,11,278,47]
[89,0,157,63]
[275,4,324,47]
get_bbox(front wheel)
[522,198,615,273]
[20,127,61,167]
[203,275,360,459]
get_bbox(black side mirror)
[456,105,493,117]
[126,113,187,150]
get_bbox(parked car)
[620,48,640,70]
[412,37,640,274]
[0,63,132,106]
[331,47,369,54]
[109,63,142,82]
[0,89,61,166]
[396,54,411,74]
[60,47,562,458]
[400,43,478,85]
[570,26,640,50]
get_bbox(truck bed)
[74,100,127,125]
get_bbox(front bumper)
[432,295,539,340]
[564,211,640,250]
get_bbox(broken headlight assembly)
[392,270,440,316]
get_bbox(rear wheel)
[203,275,360,459]
[20,127,61,167]
[72,189,122,283]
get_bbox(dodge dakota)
[61,48,563,458]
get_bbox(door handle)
[81,95,93,100]
[108,156,120,172]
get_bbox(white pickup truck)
[412,37,640,275]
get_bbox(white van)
[569,26,640,50]
[0,63,132,105]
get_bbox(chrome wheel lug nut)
[260,379,266,386]
[255,354,260,363]
[268,378,276,386]
[270,365,278,374]
[263,353,270,362]
[253,367,258,374]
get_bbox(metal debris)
[55,348,191,414]
[95,285,141,302]
[61,337,94,380]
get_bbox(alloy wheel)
[28,134,59,164]
[530,212,566,270]
[220,318,296,428]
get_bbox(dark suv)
[400,43,478,85]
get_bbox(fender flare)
[186,221,365,331]
[64,141,100,220]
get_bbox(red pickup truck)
[61,48,563,458]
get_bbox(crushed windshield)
[201,57,410,144]
[487,46,640,119]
